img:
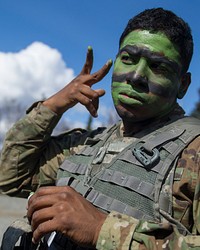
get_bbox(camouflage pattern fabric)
[0,102,200,249]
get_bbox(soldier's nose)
[126,71,149,93]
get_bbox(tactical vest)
[57,116,200,235]
[2,117,200,250]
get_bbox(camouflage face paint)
[111,30,182,122]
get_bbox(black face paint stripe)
[117,45,181,75]
[112,73,129,83]
[112,72,172,98]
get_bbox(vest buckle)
[132,146,160,168]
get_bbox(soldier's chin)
[115,104,147,123]
[115,105,137,120]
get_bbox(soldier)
[1,7,200,250]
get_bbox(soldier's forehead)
[120,30,181,64]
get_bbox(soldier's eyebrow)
[118,45,181,74]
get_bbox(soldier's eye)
[120,52,136,65]
[151,62,168,74]
[151,62,160,70]
[121,53,131,62]
[121,55,130,61]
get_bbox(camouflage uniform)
[0,102,200,249]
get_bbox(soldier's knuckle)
[69,87,78,95]
[37,187,46,196]
[37,224,45,234]
[84,98,91,106]
[58,192,68,201]
[32,211,39,221]
[63,185,72,193]
[30,199,38,210]
[93,92,98,99]
[58,186,72,199]
[59,214,69,225]
[77,75,85,82]
[57,203,66,213]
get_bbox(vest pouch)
[14,232,47,250]
[1,219,48,250]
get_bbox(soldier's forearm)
[0,102,61,197]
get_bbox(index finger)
[86,59,113,87]
[29,186,70,202]
[27,187,73,218]
[80,46,93,75]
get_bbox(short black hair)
[119,8,193,74]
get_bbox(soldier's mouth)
[119,93,143,102]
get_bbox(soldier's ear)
[177,72,191,99]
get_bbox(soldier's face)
[112,30,184,122]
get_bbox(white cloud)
[0,42,77,147]
[0,41,75,105]
[0,42,116,148]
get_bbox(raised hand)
[27,186,107,247]
[43,47,112,117]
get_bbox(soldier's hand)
[27,186,107,247]
[43,47,112,117]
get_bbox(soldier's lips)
[118,93,143,103]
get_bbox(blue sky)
[0,0,199,130]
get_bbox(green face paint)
[111,30,183,122]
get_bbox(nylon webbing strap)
[86,189,152,220]
[169,117,200,144]
[118,149,143,166]
[57,177,152,220]
[162,140,180,155]
[57,177,92,197]
[135,116,200,154]
[142,128,185,152]
[92,146,108,164]
[179,127,200,144]
[107,141,132,153]
[76,146,97,156]
[58,123,119,180]
[59,160,88,175]
[162,139,185,157]
[56,177,71,186]
[84,123,119,184]
[99,169,154,200]
[85,123,118,145]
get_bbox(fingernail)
[106,59,113,65]
[94,112,98,118]
[32,237,36,244]
[88,46,92,51]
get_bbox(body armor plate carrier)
[2,117,200,250]
[57,117,200,235]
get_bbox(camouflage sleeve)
[97,211,200,249]
[0,102,88,197]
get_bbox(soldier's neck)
[122,119,151,136]
[122,104,185,137]
[122,114,171,136]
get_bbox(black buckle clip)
[132,146,160,168]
